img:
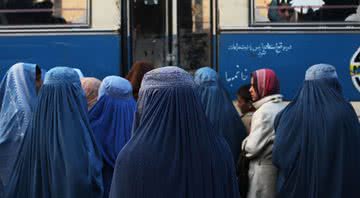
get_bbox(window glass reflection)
[0,0,87,25]
[254,0,360,23]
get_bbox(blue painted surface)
[0,34,121,80]
[219,33,360,100]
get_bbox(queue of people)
[0,61,358,198]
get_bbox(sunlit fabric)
[0,63,38,185]
[41,68,47,80]
[4,67,103,198]
[81,77,102,110]
[89,76,136,198]
[194,67,246,162]
[273,64,360,198]
[73,68,84,78]
[109,66,240,198]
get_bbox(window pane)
[254,0,360,24]
[131,0,168,67]
[0,0,88,26]
[178,0,212,71]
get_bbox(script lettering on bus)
[224,65,249,87]
[227,42,293,57]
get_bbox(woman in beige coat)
[242,69,286,198]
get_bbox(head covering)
[273,64,360,198]
[81,77,102,110]
[89,76,136,198]
[4,67,103,198]
[73,68,84,78]
[194,67,247,162]
[41,68,47,80]
[125,61,154,100]
[0,62,39,185]
[110,66,239,198]
[251,68,280,99]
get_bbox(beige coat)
[241,112,254,134]
[242,94,286,198]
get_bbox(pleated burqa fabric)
[273,64,360,198]
[89,76,136,198]
[194,67,247,162]
[109,66,240,198]
[0,177,3,197]
[0,63,39,185]
[4,67,103,198]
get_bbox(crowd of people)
[0,61,359,198]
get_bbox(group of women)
[0,61,358,198]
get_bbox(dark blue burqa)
[273,64,360,198]
[4,67,103,198]
[89,76,136,198]
[194,67,246,162]
[0,178,3,198]
[109,66,240,198]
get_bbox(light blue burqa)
[89,76,136,198]
[0,63,38,185]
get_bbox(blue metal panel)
[218,33,360,101]
[0,34,121,80]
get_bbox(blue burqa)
[89,76,136,198]
[0,63,39,185]
[273,64,360,198]
[4,67,103,198]
[0,177,3,197]
[194,67,246,162]
[109,66,240,198]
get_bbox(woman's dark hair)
[236,84,252,102]
[126,61,155,100]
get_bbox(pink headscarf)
[252,69,280,99]
[80,77,101,110]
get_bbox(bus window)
[0,0,88,26]
[252,0,360,25]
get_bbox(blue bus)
[0,0,359,102]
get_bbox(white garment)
[242,94,287,198]
[346,4,360,21]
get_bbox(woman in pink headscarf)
[241,69,287,198]
[81,77,101,110]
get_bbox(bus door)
[128,0,215,71]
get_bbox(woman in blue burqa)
[109,66,240,198]
[194,67,247,162]
[89,76,136,198]
[273,64,360,198]
[4,67,103,198]
[0,63,42,186]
